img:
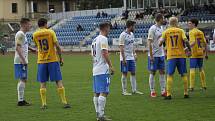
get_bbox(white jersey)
[14,31,28,64]
[91,35,109,76]
[147,24,165,57]
[213,29,215,41]
[119,31,135,61]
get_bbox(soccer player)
[91,22,114,121]
[33,18,70,109]
[119,20,143,96]
[14,18,35,106]
[159,17,192,100]
[147,13,166,97]
[188,19,208,91]
[213,29,215,43]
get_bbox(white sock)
[93,96,99,113]
[159,74,166,93]
[17,81,25,102]
[130,75,137,92]
[98,96,106,117]
[149,74,155,92]
[121,75,127,93]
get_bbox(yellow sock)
[40,88,47,106]
[200,70,206,88]
[189,69,195,89]
[167,75,173,96]
[57,87,68,104]
[182,75,188,95]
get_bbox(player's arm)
[119,34,126,65]
[16,34,26,64]
[159,31,166,47]
[213,30,215,43]
[52,30,63,66]
[202,34,208,60]
[182,31,191,52]
[147,28,155,61]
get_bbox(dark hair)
[155,13,163,22]
[38,18,48,27]
[189,18,199,27]
[20,18,30,25]
[126,20,136,28]
[99,22,110,30]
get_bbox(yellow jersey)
[189,28,206,58]
[161,27,187,60]
[33,28,58,63]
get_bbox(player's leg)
[49,62,70,108]
[37,63,48,109]
[178,58,189,98]
[165,59,176,100]
[198,58,206,90]
[148,56,157,97]
[15,64,30,106]
[120,61,130,95]
[158,56,166,96]
[189,58,197,91]
[129,60,143,95]
[93,76,100,119]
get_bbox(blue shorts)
[148,56,165,71]
[14,64,28,80]
[120,60,136,73]
[167,58,187,76]
[37,62,62,83]
[190,58,203,69]
[93,74,110,94]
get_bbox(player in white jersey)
[119,20,143,96]
[147,13,167,97]
[14,18,35,106]
[213,29,215,43]
[91,22,114,121]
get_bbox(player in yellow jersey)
[188,19,208,91]
[33,18,70,109]
[159,17,192,100]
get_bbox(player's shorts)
[14,64,28,80]
[37,62,62,83]
[167,58,187,76]
[120,60,136,73]
[148,56,165,71]
[190,58,203,69]
[93,74,110,94]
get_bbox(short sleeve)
[160,30,166,41]
[50,30,58,43]
[101,37,108,50]
[147,27,155,41]
[15,33,24,45]
[201,32,207,44]
[181,30,187,41]
[119,33,125,45]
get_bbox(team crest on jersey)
[101,44,107,48]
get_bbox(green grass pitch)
[0,53,215,121]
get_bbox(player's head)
[126,20,136,32]
[188,18,199,29]
[20,18,31,32]
[155,13,164,24]
[169,17,178,27]
[99,22,111,36]
[38,18,48,28]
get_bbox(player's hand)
[60,58,64,66]
[21,59,27,65]
[205,55,208,60]
[122,59,127,65]
[110,66,115,75]
[134,54,137,61]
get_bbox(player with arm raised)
[147,13,166,97]
[91,22,114,121]
[33,18,70,109]
[119,20,143,96]
[159,17,191,100]
[188,19,208,91]
[14,18,36,106]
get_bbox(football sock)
[130,75,137,92]
[189,69,195,89]
[200,70,206,88]
[121,75,127,93]
[98,96,106,117]
[40,88,47,106]
[167,75,173,96]
[159,74,166,93]
[17,81,25,102]
[93,96,99,113]
[57,87,68,104]
[182,75,188,95]
[149,74,155,92]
